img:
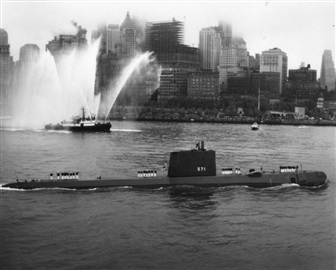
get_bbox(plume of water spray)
[103,51,155,119]
[9,38,101,129]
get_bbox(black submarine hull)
[2,171,327,190]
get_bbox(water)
[1,122,335,270]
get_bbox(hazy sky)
[1,0,335,77]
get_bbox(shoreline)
[108,117,336,127]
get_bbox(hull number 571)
[197,167,206,172]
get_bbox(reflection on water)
[168,186,218,210]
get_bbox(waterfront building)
[320,50,335,91]
[0,28,14,116]
[294,106,305,118]
[260,48,288,95]
[218,36,249,87]
[120,12,136,58]
[227,71,248,96]
[199,27,221,71]
[323,100,336,111]
[187,70,219,100]
[145,18,200,100]
[288,64,319,99]
[249,71,280,98]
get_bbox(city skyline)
[1,0,335,78]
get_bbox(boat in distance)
[251,122,259,130]
[2,141,327,190]
[45,107,111,132]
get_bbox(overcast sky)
[1,0,335,77]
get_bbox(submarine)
[2,141,327,190]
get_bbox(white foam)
[0,185,26,191]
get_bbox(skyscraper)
[145,18,200,100]
[217,21,232,48]
[46,21,87,59]
[199,27,221,71]
[16,44,40,90]
[19,44,40,63]
[145,19,184,55]
[218,36,248,86]
[106,24,120,54]
[120,12,136,58]
[260,47,288,95]
[0,28,13,116]
[320,50,336,91]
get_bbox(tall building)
[120,12,136,58]
[145,19,184,55]
[320,50,335,91]
[260,48,288,95]
[217,21,232,48]
[255,54,260,71]
[145,18,200,100]
[46,21,87,59]
[218,36,248,86]
[199,27,221,71]
[11,44,40,113]
[0,28,14,116]
[15,44,40,89]
[106,24,120,54]
[19,44,40,63]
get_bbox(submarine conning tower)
[168,141,216,177]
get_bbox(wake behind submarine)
[3,141,327,190]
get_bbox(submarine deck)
[3,171,327,190]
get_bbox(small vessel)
[45,107,111,132]
[251,122,259,130]
[2,141,327,190]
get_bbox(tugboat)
[45,107,111,132]
[251,122,259,130]
[2,141,327,190]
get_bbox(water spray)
[104,51,155,120]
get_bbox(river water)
[1,122,335,270]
